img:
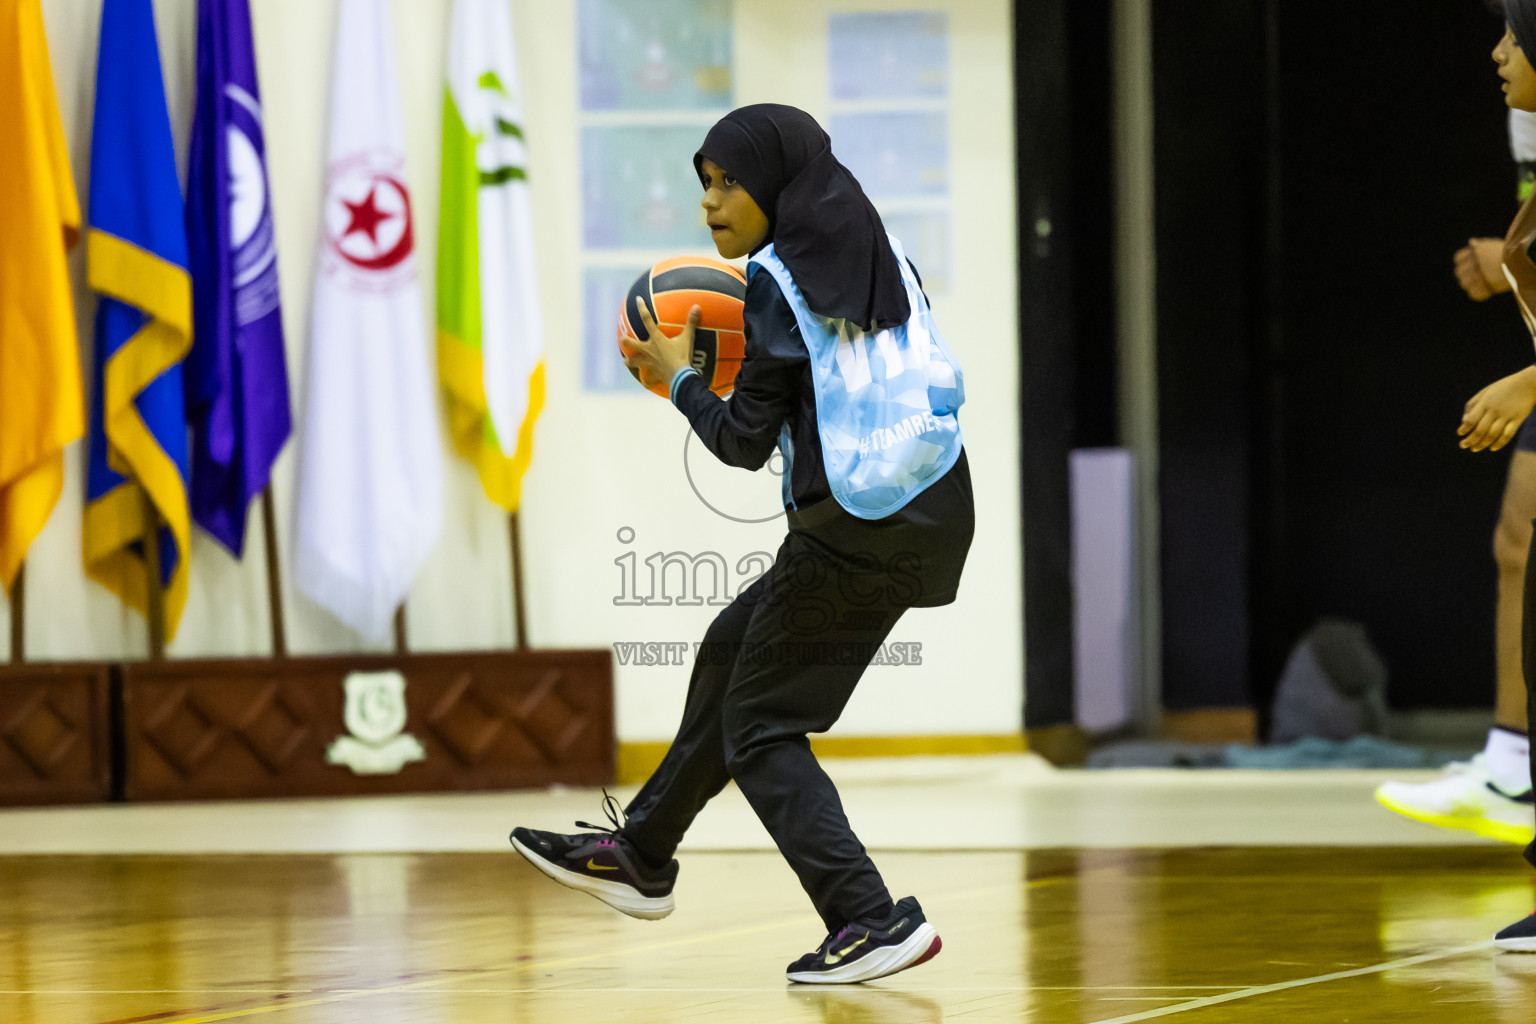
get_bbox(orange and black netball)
[618,256,747,397]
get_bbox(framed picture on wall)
[827,11,952,297]
[577,0,735,392]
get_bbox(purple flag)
[186,0,291,555]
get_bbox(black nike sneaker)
[786,896,942,984]
[1495,911,1536,952]
[509,791,678,921]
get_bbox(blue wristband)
[669,366,701,404]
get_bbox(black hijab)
[694,104,910,332]
[1510,0,1536,56]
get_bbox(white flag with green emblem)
[437,0,544,510]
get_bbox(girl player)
[1453,1,1536,952]
[1372,113,1536,847]
[510,104,974,983]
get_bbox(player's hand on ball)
[1459,366,1536,451]
[618,339,661,391]
[625,297,700,388]
[1454,238,1509,302]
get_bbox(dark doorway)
[1256,3,1522,716]
[1155,1,1523,722]
[1022,1,1519,733]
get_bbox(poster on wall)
[578,0,734,392]
[829,110,948,199]
[828,12,947,102]
[827,11,951,297]
[879,210,951,297]
[581,124,712,250]
[583,267,649,393]
[578,0,732,111]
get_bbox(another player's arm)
[1455,237,1511,301]
[1460,365,1536,451]
[1455,162,1526,301]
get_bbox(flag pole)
[9,563,25,664]
[142,494,166,661]
[508,511,528,650]
[393,606,409,655]
[260,488,287,658]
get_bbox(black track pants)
[619,533,907,933]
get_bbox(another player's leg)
[1376,447,1536,845]
[1495,516,1536,952]
[507,574,769,920]
[722,545,941,984]
[1493,457,1536,744]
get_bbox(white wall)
[5,0,1020,743]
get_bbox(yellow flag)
[0,0,83,594]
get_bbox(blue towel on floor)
[1224,735,1473,770]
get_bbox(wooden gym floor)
[2,759,1535,1022]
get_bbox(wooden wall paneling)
[119,650,614,802]
[0,663,113,806]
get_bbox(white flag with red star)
[295,0,443,639]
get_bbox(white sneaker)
[1375,755,1535,845]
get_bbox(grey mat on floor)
[1088,735,1474,770]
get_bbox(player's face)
[699,158,769,259]
[1496,25,1536,112]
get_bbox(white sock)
[1484,726,1532,794]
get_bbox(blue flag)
[83,0,193,636]
[186,0,291,555]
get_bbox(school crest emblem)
[326,670,427,775]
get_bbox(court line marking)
[1094,997,1236,1003]
[1082,942,1494,1024]
[10,985,1254,995]
[130,878,1059,1024]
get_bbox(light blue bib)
[749,235,965,520]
